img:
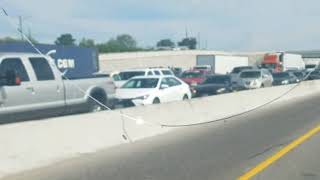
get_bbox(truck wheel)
[153,98,160,104]
[261,84,265,88]
[88,91,107,112]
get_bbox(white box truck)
[196,55,249,74]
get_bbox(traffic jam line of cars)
[0,51,319,122]
[111,65,315,108]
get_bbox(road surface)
[3,94,320,180]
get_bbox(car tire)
[183,94,189,100]
[88,91,107,112]
[153,98,160,104]
[261,84,265,88]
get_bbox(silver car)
[237,69,273,89]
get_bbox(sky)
[0,0,320,51]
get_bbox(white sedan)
[116,76,192,106]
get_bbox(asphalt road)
[3,94,320,180]
[256,131,320,180]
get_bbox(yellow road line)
[238,124,320,180]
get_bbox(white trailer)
[196,55,249,74]
[282,53,305,71]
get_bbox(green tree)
[97,34,139,53]
[54,33,76,46]
[0,36,38,44]
[79,38,95,48]
[116,34,137,49]
[156,39,175,48]
[0,37,21,43]
[178,37,197,49]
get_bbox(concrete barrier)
[0,80,319,178]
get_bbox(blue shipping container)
[0,42,99,79]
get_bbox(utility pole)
[17,15,31,41]
[18,16,23,40]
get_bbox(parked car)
[230,66,255,85]
[238,69,273,90]
[112,68,174,88]
[116,76,191,107]
[192,75,233,97]
[272,72,299,86]
[180,70,208,87]
[307,69,320,80]
[0,53,116,122]
[286,70,306,82]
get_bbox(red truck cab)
[261,54,283,73]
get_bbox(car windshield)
[122,78,159,89]
[261,64,276,69]
[181,72,203,78]
[272,73,290,78]
[231,67,252,74]
[240,71,261,78]
[204,76,230,84]
[118,71,145,80]
[306,65,316,69]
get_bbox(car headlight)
[281,80,289,84]
[135,95,150,100]
[217,88,226,93]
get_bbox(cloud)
[1,0,320,51]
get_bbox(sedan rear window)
[204,76,230,84]
[161,70,173,75]
[122,78,159,89]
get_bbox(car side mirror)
[0,70,21,86]
[160,84,169,89]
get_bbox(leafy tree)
[156,39,175,48]
[0,37,21,43]
[116,34,137,49]
[97,34,139,53]
[79,38,95,48]
[54,33,76,46]
[0,36,38,44]
[178,37,197,49]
